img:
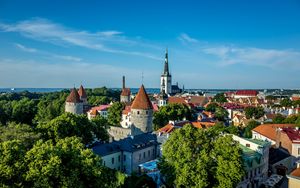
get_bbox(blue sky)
[0,0,300,89]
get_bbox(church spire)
[163,48,169,75]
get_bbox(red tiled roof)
[90,105,111,112]
[235,90,258,96]
[189,96,209,106]
[291,96,300,101]
[78,85,87,98]
[131,85,153,110]
[66,88,81,103]
[252,124,297,141]
[121,88,131,96]
[281,128,300,143]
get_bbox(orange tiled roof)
[290,167,300,177]
[191,121,215,129]
[131,85,153,110]
[122,105,131,115]
[89,108,99,116]
[121,88,131,96]
[66,88,81,103]
[168,97,188,105]
[78,85,87,98]
[252,124,297,141]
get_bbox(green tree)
[91,116,109,142]
[153,103,192,130]
[34,97,65,123]
[107,102,125,126]
[11,98,37,125]
[0,140,27,187]
[213,93,227,103]
[25,137,125,188]
[205,102,219,112]
[243,120,260,138]
[37,113,108,145]
[0,100,12,125]
[0,122,40,149]
[272,114,286,124]
[214,106,229,121]
[244,106,265,119]
[280,98,293,107]
[159,124,244,188]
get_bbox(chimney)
[122,76,125,89]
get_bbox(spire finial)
[141,71,144,84]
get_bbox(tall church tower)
[160,48,172,94]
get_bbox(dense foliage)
[0,89,126,187]
[153,103,192,130]
[37,113,109,145]
[213,93,227,103]
[159,124,245,188]
[107,102,125,126]
[243,120,260,138]
[205,103,228,121]
[244,106,265,119]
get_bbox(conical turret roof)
[66,88,82,103]
[131,85,153,110]
[78,85,87,98]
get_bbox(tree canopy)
[159,124,245,188]
[153,103,192,130]
[213,93,227,103]
[37,113,109,145]
[107,102,125,126]
[244,106,265,119]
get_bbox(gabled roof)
[252,124,297,141]
[78,85,87,98]
[121,88,131,96]
[189,96,209,106]
[131,85,153,110]
[66,88,82,103]
[168,97,188,105]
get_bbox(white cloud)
[0,18,161,60]
[14,43,82,62]
[15,43,37,53]
[178,33,199,43]
[202,45,300,68]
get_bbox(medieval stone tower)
[130,85,153,136]
[120,76,131,103]
[78,85,87,105]
[160,48,172,94]
[65,87,83,114]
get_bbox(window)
[246,144,250,147]
[123,155,126,161]
[118,155,121,162]
[112,157,114,164]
